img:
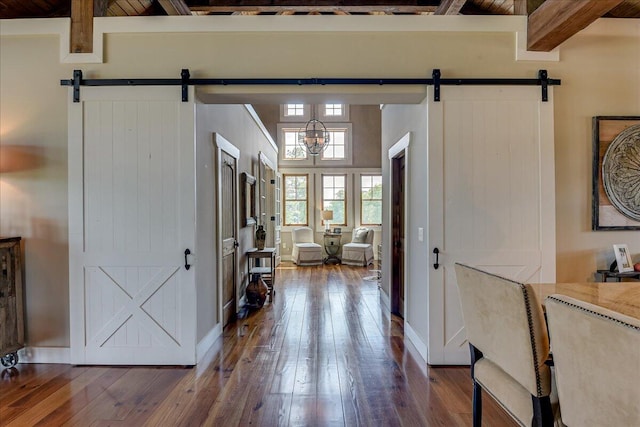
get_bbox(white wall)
[1,16,639,352]
[380,101,429,343]
[195,104,277,342]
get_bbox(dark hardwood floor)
[0,263,516,426]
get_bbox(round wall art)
[602,124,640,222]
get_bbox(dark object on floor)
[246,273,268,308]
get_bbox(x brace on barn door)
[61,69,561,103]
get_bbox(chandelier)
[298,106,330,156]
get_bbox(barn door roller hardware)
[61,69,560,103]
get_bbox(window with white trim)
[284,174,308,226]
[319,103,349,121]
[280,104,310,122]
[361,174,382,226]
[282,128,308,160]
[321,128,347,160]
[325,104,343,116]
[285,104,304,117]
[322,174,347,226]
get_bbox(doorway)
[389,133,409,318]
[215,134,240,328]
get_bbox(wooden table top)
[530,281,640,320]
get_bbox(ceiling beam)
[71,0,94,53]
[157,0,191,15]
[190,5,437,14]
[434,0,467,15]
[527,0,624,51]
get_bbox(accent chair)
[291,227,323,266]
[341,227,374,266]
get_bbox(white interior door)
[427,86,556,365]
[68,87,196,365]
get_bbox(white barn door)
[68,87,196,365]
[427,86,556,365]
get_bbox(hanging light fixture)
[298,104,330,156]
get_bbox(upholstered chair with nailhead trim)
[454,263,563,427]
[546,295,640,427]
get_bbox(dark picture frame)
[592,116,640,230]
[242,172,256,227]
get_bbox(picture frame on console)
[613,244,634,273]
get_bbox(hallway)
[1,264,515,426]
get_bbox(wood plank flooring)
[0,264,517,426]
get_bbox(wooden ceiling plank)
[606,1,640,18]
[513,0,527,15]
[527,0,624,51]
[71,0,94,53]
[113,0,139,15]
[94,0,109,17]
[157,0,191,15]
[435,0,467,15]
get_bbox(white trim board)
[0,15,560,64]
[196,323,223,363]
[17,347,71,364]
[245,105,278,153]
[404,321,428,365]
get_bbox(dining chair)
[545,294,640,427]
[341,227,374,266]
[291,227,323,266]
[454,263,562,427]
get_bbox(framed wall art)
[241,172,257,227]
[592,116,640,230]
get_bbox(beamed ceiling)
[1,0,639,52]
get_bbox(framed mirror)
[242,172,257,226]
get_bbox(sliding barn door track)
[61,69,560,103]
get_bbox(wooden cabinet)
[1,237,24,368]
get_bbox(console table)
[247,247,276,301]
[323,232,342,264]
[1,237,24,368]
[596,269,640,282]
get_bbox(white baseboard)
[17,347,70,364]
[379,289,390,312]
[404,322,428,364]
[196,323,223,363]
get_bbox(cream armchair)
[546,294,640,427]
[291,227,323,266]
[454,263,561,427]
[341,227,374,266]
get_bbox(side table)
[247,247,276,301]
[323,232,342,264]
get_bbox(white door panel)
[428,86,555,365]
[69,87,196,365]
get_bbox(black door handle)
[184,249,191,270]
[433,247,440,270]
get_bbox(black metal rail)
[61,69,560,103]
